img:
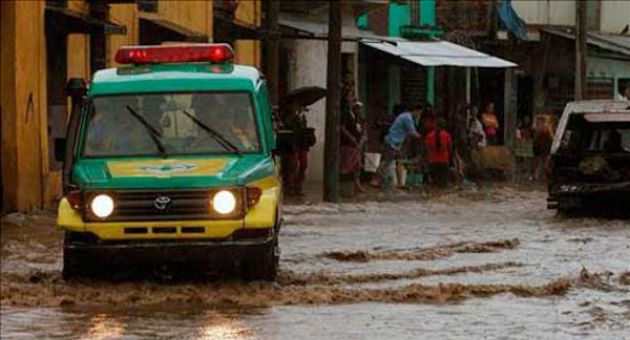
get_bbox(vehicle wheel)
[242,237,279,282]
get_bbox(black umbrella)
[280,86,327,108]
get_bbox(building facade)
[433,0,629,113]
[1,0,261,213]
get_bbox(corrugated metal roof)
[363,41,517,68]
[279,14,516,67]
[541,28,630,57]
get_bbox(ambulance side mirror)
[274,130,295,155]
[54,138,66,162]
[65,78,87,103]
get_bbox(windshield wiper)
[125,105,167,156]
[181,110,242,155]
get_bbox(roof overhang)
[281,1,387,16]
[541,28,630,58]
[45,6,126,35]
[138,12,208,44]
[362,40,517,68]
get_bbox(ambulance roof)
[90,63,262,96]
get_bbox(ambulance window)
[83,92,260,157]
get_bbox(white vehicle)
[548,100,630,213]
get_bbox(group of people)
[280,98,500,195]
[370,103,455,189]
[280,75,368,197]
[467,102,501,148]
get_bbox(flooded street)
[2,186,629,339]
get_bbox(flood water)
[2,186,629,339]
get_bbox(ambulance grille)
[96,189,244,222]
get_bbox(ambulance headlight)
[212,190,236,215]
[90,194,114,218]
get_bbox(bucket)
[364,152,381,172]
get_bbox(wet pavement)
[1,185,629,339]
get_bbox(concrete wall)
[512,0,629,33]
[282,7,361,184]
[286,40,359,183]
[512,0,575,26]
[289,39,329,183]
[600,0,630,33]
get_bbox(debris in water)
[322,238,521,263]
[279,262,524,286]
[0,273,570,308]
[576,267,629,292]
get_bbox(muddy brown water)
[2,186,629,339]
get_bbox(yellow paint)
[57,198,86,232]
[67,0,88,12]
[235,0,261,26]
[157,0,213,41]
[108,4,138,67]
[84,220,244,240]
[244,175,281,229]
[1,0,48,211]
[58,197,243,239]
[57,175,281,240]
[234,40,261,67]
[107,158,230,178]
[233,0,261,67]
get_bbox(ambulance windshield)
[83,92,260,157]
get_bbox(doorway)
[517,75,534,123]
[45,11,69,172]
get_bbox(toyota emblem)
[154,195,171,210]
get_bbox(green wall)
[388,1,438,106]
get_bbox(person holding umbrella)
[279,87,326,197]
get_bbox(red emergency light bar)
[115,44,234,65]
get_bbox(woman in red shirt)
[425,117,453,188]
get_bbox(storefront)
[359,39,516,148]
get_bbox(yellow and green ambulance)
[56,44,289,280]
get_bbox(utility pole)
[265,0,280,105]
[324,0,342,202]
[575,0,587,100]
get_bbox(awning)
[45,6,126,35]
[362,40,517,68]
[139,12,208,44]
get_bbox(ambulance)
[56,44,290,280]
